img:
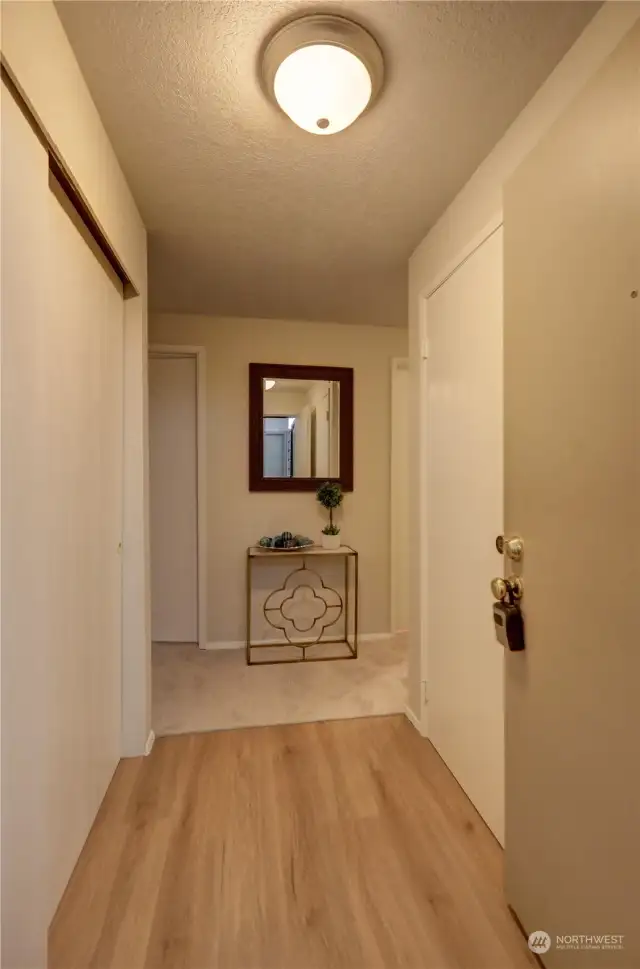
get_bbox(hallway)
[50,716,535,969]
[3,3,639,964]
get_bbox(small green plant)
[322,522,341,536]
[316,481,343,536]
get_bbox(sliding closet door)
[1,87,124,967]
[46,177,125,914]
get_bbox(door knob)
[495,535,524,561]
[491,575,524,601]
[491,577,508,601]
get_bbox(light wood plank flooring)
[50,715,536,969]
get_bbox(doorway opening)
[148,346,207,650]
[263,416,296,477]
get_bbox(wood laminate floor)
[49,715,536,969]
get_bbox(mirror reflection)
[263,378,340,478]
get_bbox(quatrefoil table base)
[245,545,359,666]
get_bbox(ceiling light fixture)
[262,14,384,136]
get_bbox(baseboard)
[144,729,155,756]
[404,704,425,736]
[204,632,394,651]
[508,905,547,968]
[204,640,247,651]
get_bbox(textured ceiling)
[57,0,599,326]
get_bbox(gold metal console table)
[246,545,359,666]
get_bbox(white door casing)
[315,386,331,478]
[391,358,410,633]
[504,24,640,963]
[424,226,505,843]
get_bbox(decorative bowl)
[257,533,315,551]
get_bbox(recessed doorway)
[149,346,207,648]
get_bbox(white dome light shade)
[262,15,384,137]
[273,44,372,135]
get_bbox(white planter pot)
[321,533,341,550]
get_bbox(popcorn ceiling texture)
[57,0,598,326]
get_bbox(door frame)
[414,213,503,736]
[149,344,207,650]
[390,357,409,634]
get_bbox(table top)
[248,545,356,558]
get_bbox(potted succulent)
[316,481,343,550]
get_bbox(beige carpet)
[152,634,408,737]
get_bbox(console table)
[245,545,359,666]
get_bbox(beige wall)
[408,1,640,294]
[0,0,145,285]
[405,0,640,720]
[150,314,407,643]
[263,391,307,416]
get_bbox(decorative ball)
[281,531,293,542]
[274,536,285,548]
[259,536,273,548]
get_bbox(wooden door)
[504,23,640,965]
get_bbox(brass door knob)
[491,575,524,601]
[491,577,508,601]
[506,575,524,600]
[496,535,524,561]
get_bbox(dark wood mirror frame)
[249,362,354,492]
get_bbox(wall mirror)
[249,363,353,491]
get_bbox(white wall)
[1,3,149,964]
[150,314,408,644]
[406,0,640,720]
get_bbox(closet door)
[1,86,125,966]
[426,226,505,843]
[46,175,125,913]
